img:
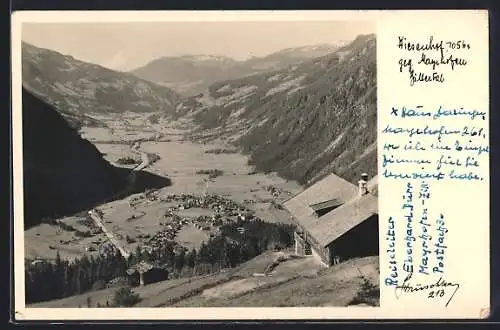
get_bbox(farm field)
[24,113,302,261]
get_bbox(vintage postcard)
[11,10,490,320]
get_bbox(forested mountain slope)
[22,42,179,123]
[179,34,377,185]
[22,87,129,229]
[131,43,345,96]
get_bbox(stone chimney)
[358,173,369,196]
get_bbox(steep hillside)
[22,87,129,229]
[28,252,379,308]
[24,86,106,130]
[130,43,344,96]
[173,255,379,307]
[241,42,349,75]
[22,42,180,120]
[180,34,377,186]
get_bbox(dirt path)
[26,116,301,261]
[133,143,151,171]
[86,142,153,260]
[88,210,130,259]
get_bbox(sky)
[21,21,374,71]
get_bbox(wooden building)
[284,173,378,266]
[126,260,169,286]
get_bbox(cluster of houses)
[120,172,379,287]
[192,215,217,231]
[161,210,187,227]
[153,194,256,241]
[142,228,177,252]
[161,194,255,222]
[161,193,248,211]
[122,194,266,286]
[129,189,159,208]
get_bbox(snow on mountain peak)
[180,54,234,62]
[276,43,344,55]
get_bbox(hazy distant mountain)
[22,87,129,229]
[130,54,239,96]
[271,42,350,57]
[178,35,376,185]
[130,43,346,96]
[22,42,180,125]
[243,42,350,71]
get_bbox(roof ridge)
[310,192,378,247]
[282,172,356,205]
[309,197,341,207]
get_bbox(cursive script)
[395,272,460,307]
[397,36,470,86]
[381,104,488,182]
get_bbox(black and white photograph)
[19,19,379,309]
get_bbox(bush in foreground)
[347,276,379,307]
[112,287,141,307]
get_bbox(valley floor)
[24,112,380,308]
[25,112,301,261]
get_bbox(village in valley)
[22,22,379,308]
[25,118,379,307]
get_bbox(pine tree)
[174,249,185,272]
[127,254,134,268]
[54,251,64,298]
[134,245,142,263]
[63,262,70,297]
[187,249,196,268]
[76,268,83,294]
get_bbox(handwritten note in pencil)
[378,11,489,317]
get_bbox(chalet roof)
[309,198,343,212]
[127,260,165,275]
[283,173,358,232]
[137,261,155,273]
[309,192,378,247]
[284,173,378,248]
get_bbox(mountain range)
[22,42,179,127]
[20,34,378,307]
[130,43,347,96]
[21,34,375,190]
[178,34,377,186]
